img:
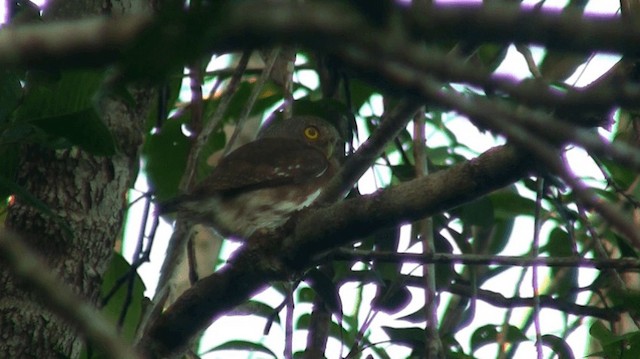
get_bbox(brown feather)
[157,115,343,239]
[192,138,328,195]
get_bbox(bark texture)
[0,1,153,357]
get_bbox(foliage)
[2,0,640,359]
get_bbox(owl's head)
[258,116,343,159]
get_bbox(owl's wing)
[194,138,329,194]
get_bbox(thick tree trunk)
[0,1,153,357]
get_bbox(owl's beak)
[325,143,334,158]
[324,136,339,159]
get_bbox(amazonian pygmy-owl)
[158,115,343,239]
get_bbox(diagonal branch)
[446,283,620,321]
[1,3,638,78]
[339,274,621,321]
[318,100,422,204]
[137,143,533,358]
[333,249,640,270]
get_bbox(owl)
[158,115,343,239]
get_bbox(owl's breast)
[172,141,339,239]
[201,185,323,239]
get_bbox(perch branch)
[137,144,533,358]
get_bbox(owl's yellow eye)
[304,126,320,140]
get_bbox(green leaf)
[30,108,116,155]
[543,228,573,256]
[490,189,540,218]
[614,232,639,258]
[372,278,412,315]
[390,164,415,182]
[589,321,617,345]
[396,305,427,323]
[473,44,509,72]
[479,265,511,284]
[0,121,37,146]
[295,313,346,342]
[12,70,115,155]
[539,51,591,82]
[17,70,104,120]
[368,226,413,314]
[471,324,528,352]
[194,128,226,184]
[607,287,640,317]
[100,252,146,342]
[478,216,514,255]
[588,322,640,358]
[539,334,575,359]
[621,333,640,359]
[461,190,517,254]
[304,268,343,321]
[440,334,474,358]
[296,286,315,303]
[143,115,191,201]
[0,70,22,124]
[203,340,277,358]
[459,197,494,227]
[542,228,578,299]
[8,0,42,24]
[597,155,635,191]
[0,145,19,198]
[229,300,280,325]
[426,146,454,166]
[222,81,283,123]
[144,71,185,132]
[349,79,377,113]
[381,326,425,349]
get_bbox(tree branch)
[339,274,621,322]
[137,144,533,358]
[0,15,150,68]
[318,100,422,204]
[446,284,619,321]
[332,249,640,271]
[2,3,637,77]
[5,3,640,125]
[343,47,640,245]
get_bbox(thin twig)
[413,109,442,358]
[181,51,252,192]
[118,194,154,328]
[532,178,544,359]
[405,75,640,247]
[151,52,252,310]
[515,44,542,78]
[332,249,640,270]
[102,193,156,306]
[338,36,640,176]
[339,272,621,321]
[224,48,281,155]
[3,3,640,68]
[284,285,294,359]
[318,100,423,204]
[138,143,534,357]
